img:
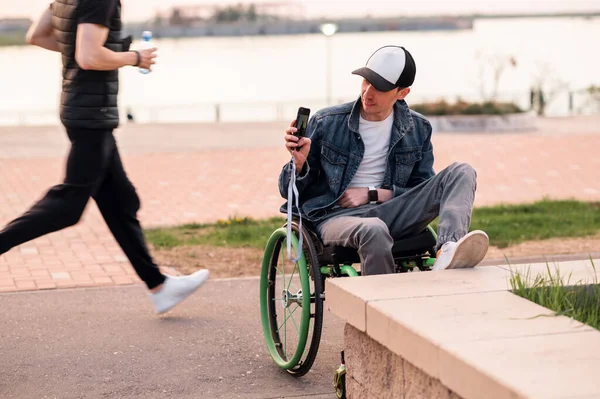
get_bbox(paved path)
[0,278,345,399]
[1,116,599,292]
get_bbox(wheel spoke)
[277,239,301,293]
[289,304,300,335]
[286,261,299,292]
[279,245,286,292]
[277,302,300,332]
[283,307,287,359]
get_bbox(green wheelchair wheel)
[260,222,324,376]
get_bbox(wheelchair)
[259,217,438,397]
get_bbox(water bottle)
[139,31,152,74]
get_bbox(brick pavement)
[0,116,599,292]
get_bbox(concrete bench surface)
[326,259,600,399]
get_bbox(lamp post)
[320,23,338,106]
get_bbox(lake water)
[0,17,598,125]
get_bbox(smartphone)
[293,107,310,151]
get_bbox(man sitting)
[278,45,489,275]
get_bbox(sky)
[2,0,599,22]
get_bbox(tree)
[530,62,568,116]
[247,4,257,21]
[581,85,600,114]
[475,51,518,103]
[169,8,185,26]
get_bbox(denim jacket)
[278,97,435,223]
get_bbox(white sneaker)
[432,230,489,271]
[149,269,209,314]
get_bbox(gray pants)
[316,162,477,276]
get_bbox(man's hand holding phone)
[284,107,311,173]
[285,120,311,173]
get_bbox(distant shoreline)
[2,12,598,48]
[0,16,471,47]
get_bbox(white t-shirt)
[348,112,393,188]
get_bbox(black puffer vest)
[51,0,129,129]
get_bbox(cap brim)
[352,67,397,92]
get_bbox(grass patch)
[510,259,600,330]
[430,199,600,248]
[144,199,600,250]
[145,216,286,249]
[472,199,600,248]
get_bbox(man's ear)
[396,87,411,100]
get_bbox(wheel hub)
[281,289,303,308]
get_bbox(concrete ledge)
[344,323,464,399]
[326,260,600,399]
[429,111,536,133]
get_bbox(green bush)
[0,32,26,47]
[410,100,523,116]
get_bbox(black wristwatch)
[368,186,378,204]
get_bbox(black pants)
[0,128,165,289]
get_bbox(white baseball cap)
[352,45,417,91]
